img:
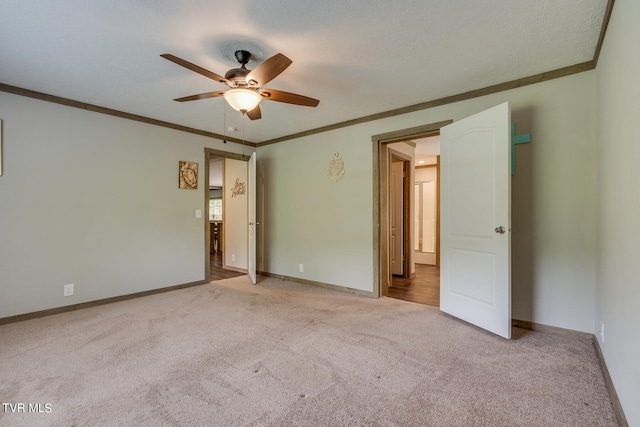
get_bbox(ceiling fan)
[161,50,319,120]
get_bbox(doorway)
[388,144,440,306]
[373,120,452,306]
[375,105,512,337]
[207,156,244,281]
[203,148,255,282]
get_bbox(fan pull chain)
[242,113,246,158]
[223,102,227,143]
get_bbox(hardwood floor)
[387,263,440,307]
[209,252,246,281]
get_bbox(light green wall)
[258,125,375,290]
[0,92,250,318]
[595,0,640,424]
[258,71,597,333]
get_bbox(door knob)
[495,226,506,234]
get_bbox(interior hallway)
[388,264,440,307]
[210,251,245,282]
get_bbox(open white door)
[440,102,511,339]
[248,152,257,284]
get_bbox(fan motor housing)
[225,67,250,84]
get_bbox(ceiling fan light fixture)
[223,88,262,113]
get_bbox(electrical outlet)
[299,264,304,273]
[64,284,74,297]
[232,254,236,262]
[600,321,605,343]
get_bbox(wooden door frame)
[389,149,413,282]
[203,148,253,281]
[372,120,451,297]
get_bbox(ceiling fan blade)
[174,91,225,102]
[161,54,230,85]
[246,53,292,87]
[259,89,319,107]
[246,105,262,120]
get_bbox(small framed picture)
[179,161,198,189]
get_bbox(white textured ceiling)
[0,1,607,144]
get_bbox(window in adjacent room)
[209,198,222,221]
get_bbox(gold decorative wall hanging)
[178,161,198,189]
[328,152,345,182]
[231,177,246,197]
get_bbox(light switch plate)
[64,284,74,297]
[195,209,202,219]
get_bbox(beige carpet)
[0,276,619,426]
